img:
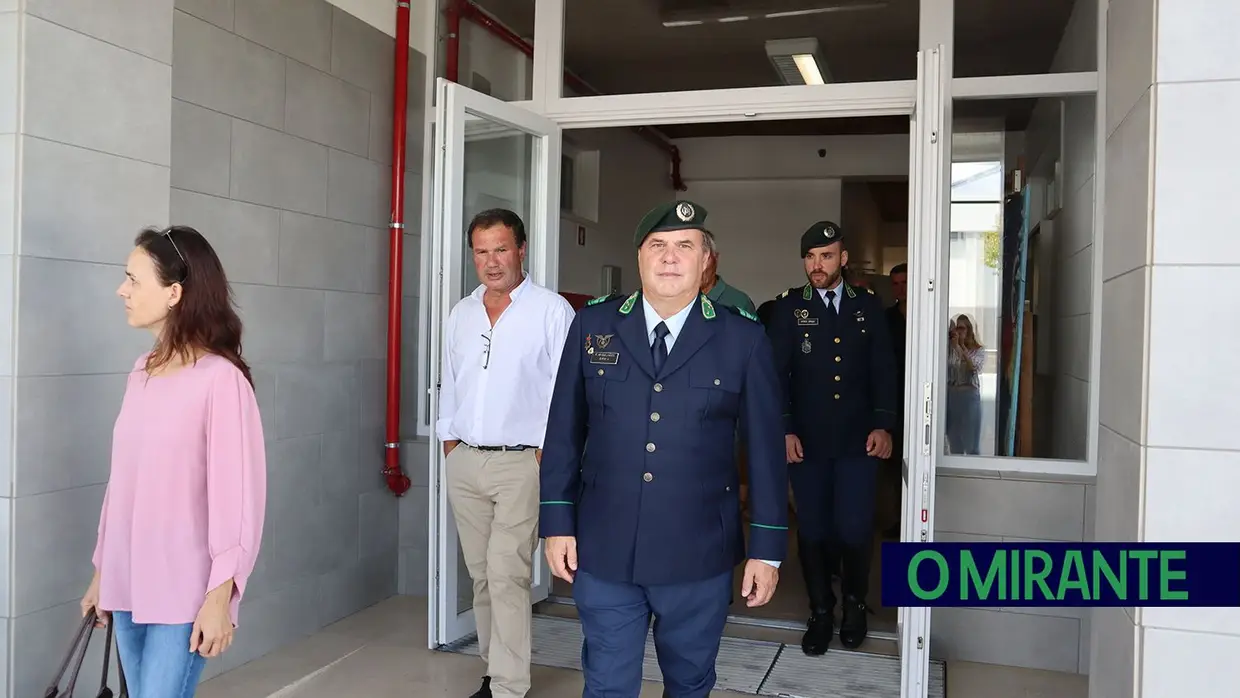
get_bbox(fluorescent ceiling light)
[765,37,830,86]
[792,54,825,85]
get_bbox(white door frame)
[899,45,950,698]
[427,77,562,649]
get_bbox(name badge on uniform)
[795,308,818,326]
[587,334,620,365]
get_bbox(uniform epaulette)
[777,289,790,300]
[723,304,760,323]
[866,287,875,295]
[585,292,620,307]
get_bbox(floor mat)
[759,646,946,698]
[442,614,946,697]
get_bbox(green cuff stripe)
[751,523,789,531]
[540,500,574,506]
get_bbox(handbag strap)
[97,621,114,696]
[44,614,94,697]
[62,617,95,696]
[117,649,128,698]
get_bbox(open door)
[427,78,562,648]
[899,45,948,698]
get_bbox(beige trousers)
[446,445,540,698]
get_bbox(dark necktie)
[824,289,838,322]
[652,321,670,374]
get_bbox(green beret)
[800,220,843,257]
[635,200,709,247]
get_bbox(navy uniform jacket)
[539,291,789,586]
[768,282,900,458]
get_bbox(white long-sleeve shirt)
[436,274,576,449]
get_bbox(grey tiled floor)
[197,596,1089,698]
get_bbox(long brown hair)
[135,226,253,386]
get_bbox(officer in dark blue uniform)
[768,221,898,654]
[540,200,789,698]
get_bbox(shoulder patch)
[585,293,618,307]
[734,306,760,322]
[866,287,875,295]
[777,289,790,300]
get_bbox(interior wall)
[557,128,674,297]
[672,178,842,305]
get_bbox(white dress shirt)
[816,279,844,312]
[436,274,575,449]
[642,297,780,570]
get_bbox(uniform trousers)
[574,569,733,698]
[789,455,879,607]
[446,445,541,698]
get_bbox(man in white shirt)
[436,208,575,698]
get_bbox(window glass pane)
[943,95,1096,460]
[953,0,1098,78]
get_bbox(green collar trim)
[701,294,717,320]
[801,284,812,301]
[618,291,639,315]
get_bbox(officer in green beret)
[540,200,788,698]
[767,220,899,654]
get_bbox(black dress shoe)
[838,596,869,649]
[469,676,492,698]
[801,612,834,655]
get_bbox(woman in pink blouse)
[79,226,267,698]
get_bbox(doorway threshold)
[438,613,945,697]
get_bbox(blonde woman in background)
[945,314,984,455]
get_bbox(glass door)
[427,78,562,648]
[900,45,948,698]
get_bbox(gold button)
[654,383,663,392]
[713,378,721,386]
[834,337,841,344]
[835,356,842,362]
[803,333,809,338]
[643,472,653,482]
[834,375,841,382]
[646,442,656,452]
[597,368,604,376]
[651,412,660,422]
[834,394,840,399]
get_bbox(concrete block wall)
[0,2,174,696]
[931,473,1095,674]
[168,0,429,682]
[1091,0,1240,695]
[0,0,430,693]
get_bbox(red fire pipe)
[383,0,413,497]
[456,0,686,191]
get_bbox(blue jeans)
[946,386,982,455]
[112,612,208,698]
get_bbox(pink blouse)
[93,353,267,626]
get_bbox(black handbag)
[44,613,129,698]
